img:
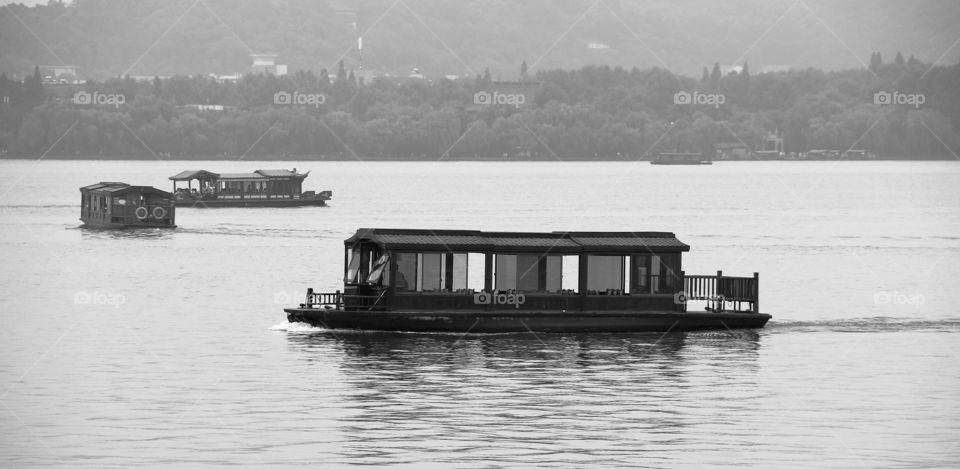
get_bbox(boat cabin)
[79,182,175,229]
[308,228,758,314]
[170,169,308,201]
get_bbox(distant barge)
[650,152,713,165]
[284,228,771,333]
[169,168,331,207]
[80,182,175,229]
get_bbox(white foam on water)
[269,321,325,333]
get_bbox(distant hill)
[1,0,958,80]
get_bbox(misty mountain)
[1,0,958,80]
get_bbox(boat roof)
[79,182,171,196]
[256,169,308,178]
[169,170,220,181]
[218,172,266,180]
[169,169,306,180]
[345,228,690,253]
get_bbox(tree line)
[1,56,958,159]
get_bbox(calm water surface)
[0,160,958,467]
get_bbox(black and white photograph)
[1,0,959,466]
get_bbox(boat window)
[562,255,579,293]
[586,255,624,294]
[366,254,390,284]
[496,254,565,293]
[546,256,562,291]
[659,254,680,293]
[651,256,660,293]
[632,254,680,294]
[395,253,417,291]
[633,255,650,293]
[467,253,485,292]
[451,253,468,291]
[516,254,540,291]
[345,246,361,283]
[495,255,517,291]
[396,252,470,293]
[421,253,443,291]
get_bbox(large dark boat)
[284,228,771,333]
[169,168,331,207]
[79,182,176,229]
[650,152,713,165]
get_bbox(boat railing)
[304,289,342,308]
[302,288,388,311]
[681,271,759,313]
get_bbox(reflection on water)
[77,226,177,240]
[286,329,763,368]
[279,331,763,466]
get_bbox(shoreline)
[0,156,956,162]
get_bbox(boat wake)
[269,321,326,333]
[767,316,960,333]
[177,226,340,239]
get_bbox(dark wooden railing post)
[753,272,759,313]
[679,270,686,312]
[716,270,723,312]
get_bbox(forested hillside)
[1,57,957,159]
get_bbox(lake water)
[1,160,958,467]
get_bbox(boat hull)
[284,308,771,333]
[80,218,175,229]
[174,198,328,208]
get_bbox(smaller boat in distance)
[842,149,876,160]
[80,182,175,229]
[650,152,712,165]
[802,149,841,160]
[169,168,332,207]
[284,228,771,333]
